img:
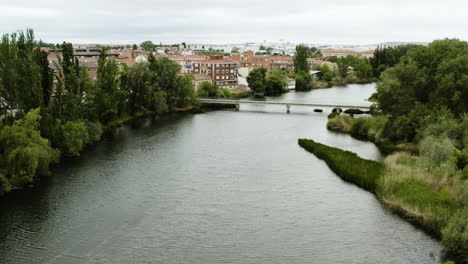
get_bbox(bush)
[454,148,468,170]
[56,120,103,157]
[295,73,312,91]
[419,135,455,166]
[344,108,364,115]
[197,81,219,97]
[84,121,103,144]
[0,173,11,196]
[327,115,353,132]
[442,208,468,256]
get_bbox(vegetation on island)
[307,38,468,261]
[0,29,196,196]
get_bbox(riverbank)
[0,107,196,198]
[298,138,468,262]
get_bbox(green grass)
[299,139,467,259]
[298,138,384,192]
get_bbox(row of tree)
[0,29,196,196]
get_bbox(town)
[41,43,375,90]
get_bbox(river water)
[0,83,442,263]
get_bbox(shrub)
[84,121,103,144]
[419,135,455,166]
[454,148,468,170]
[344,108,364,115]
[197,81,219,97]
[442,208,468,256]
[0,173,11,196]
[327,115,353,132]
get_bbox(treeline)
[0,29,195,196]
[325,39,468,259]
[293,45,375,90]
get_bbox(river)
[0,83,442,263]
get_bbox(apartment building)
[238,51,294,72]
[322,49,374,59]
[192,55,239,88]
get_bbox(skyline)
[0,0,467,45]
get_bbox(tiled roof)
[322,49,358,53]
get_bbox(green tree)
[294,45,312,90]
[247,67,267,96]
[175,75,195,107]
[197,81,220,97]
[94,49,126,124]
[149,56,182,110]
[265,69,287,95]
[294,45,310,74]
[0,109,59,189]
[140,40,155,51]
[316,64,335,82]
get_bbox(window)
[216,76,220,79]
[216,70,220,73]
[194,69,199,73]
[230,70,234,73]
[222,76,225,79]
[194,63,198,66]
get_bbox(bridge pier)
[235,103,240,111]
[286,104,290,113]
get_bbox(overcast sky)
[0,0,466,45]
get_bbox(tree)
[0,109,59,188]
[35,49,53,106]
[0,29,45,115]
[265,69,287,95]
[294,45,310,74]
[316,64,335,82]
[140,40,155,51]
[247,67,267,96]
[197,81,220,97]
[94,49,126,124]
[294,45,312,90]
[175,75,195,107]
[148,57,181,110]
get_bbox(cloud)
[0,0,466,44]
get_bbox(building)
[321,49,359,58]
[192,55,239,88]
[321,49,374,59]
[307,58,338,71]
[287,78,296,90]
[360,50,375,59]
[166,55,209,74]
[192,74,213,90]
[236,51,294,77]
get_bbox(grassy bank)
[298,139,468,261]
[327,114,399,154]
[298,139,384,191]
